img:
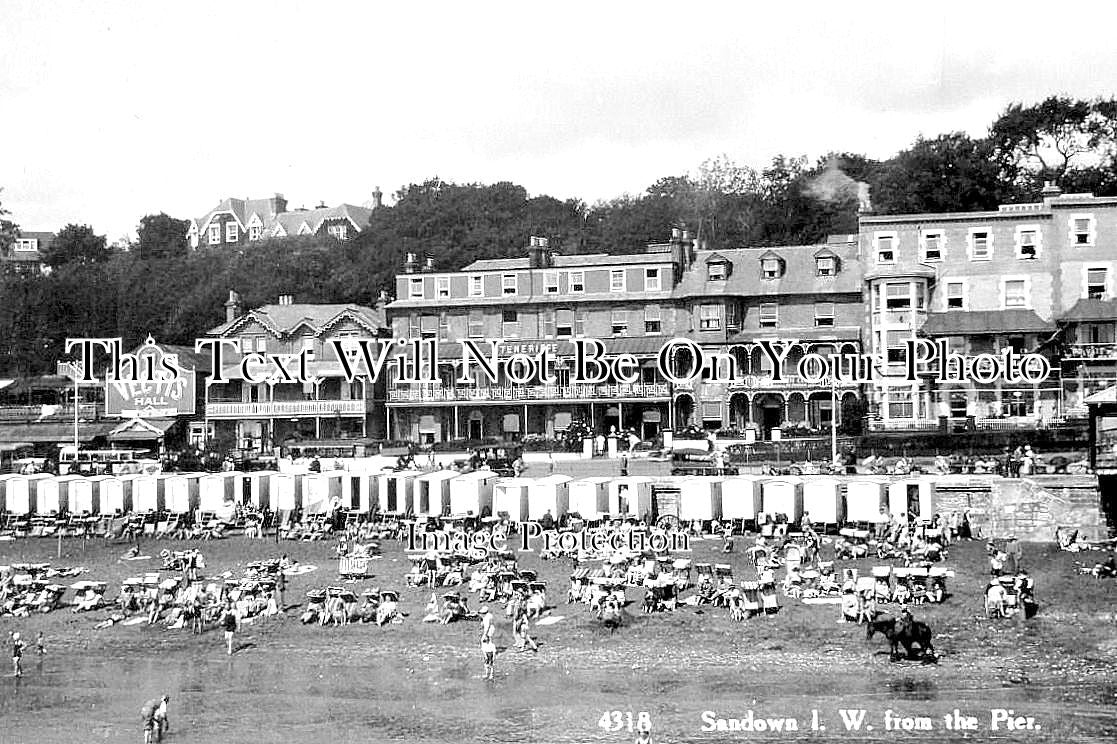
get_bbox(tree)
[0,188,18,257]
[870,133,1004,214]
[989,96,1117,195]
[41,224,110,268]
[136,213,190,260]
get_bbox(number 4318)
[598,711,651,732]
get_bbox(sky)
[4,1,1117,242]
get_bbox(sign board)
[105,340,196,417]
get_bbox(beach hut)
[414,470,458,518]
[69,475,110,515]
[568,477,611,520]
[200,473,240,513]
[6,473,52,515]
[802,476,844,526]
[888,478,936,522]
[378,471,418,515]
[607,476,653,521]
[721,475,765,522]
[165,473,202,514]
[304,472,343,515]
[100,475,134,515]
[0,473,21,512]
[133,474,172,513]
[271,472,305,512]
[678,477,723,522]
[449,470,497,517]
[38,475,82,515]
[845,478,889,524]
[241,472,271,510]
[339,472,374,511]
[761,476,804,522]
[493,478,532,522]
[528,474,572,521]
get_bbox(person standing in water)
[479,606,496,681]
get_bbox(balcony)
[205,400,367,418]
[1065,343,1117,361]
[387,382,671,404]
[0,403,102,423]
[726,374,859,391]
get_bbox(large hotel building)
[382,184,1115,444]
[384,231,865,443]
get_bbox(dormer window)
[249,225,261,241]
[760,257,783,280]
[705,254,731,281]
[816,256,836,276]
[226,222,239,243]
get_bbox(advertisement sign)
[104,338,196,417]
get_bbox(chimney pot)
[223,289,242,324]
[671,228,682,240]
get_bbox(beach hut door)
[387,479,398,512]
[242,478,252,505]
[906,484,920,518]
[652,487,680,521]
[617,484,629,516]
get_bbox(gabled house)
[2,231,54,275]
[187,190,381,249]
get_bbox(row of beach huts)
[0,470,938,525]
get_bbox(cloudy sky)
[4,1,1117,241]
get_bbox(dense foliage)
[3,95,1117,376]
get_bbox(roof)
[0,421,115,444]
[108,418,178,442]
[386,290,674,310]
[272,204,372,238]
[193,199,372,239]
[673,244,862,299]
[1085,385,1117,404]
[728,326,862,343]
[919,310,1055,336]
[863,261,937,281]
[1059,298,1117,323]
[208,303,386,337]
[461,252,677,271]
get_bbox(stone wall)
[929,474,1106,542]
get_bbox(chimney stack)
[1041,180,1063,201]
[372,186,383,209]
[271,193,288,215]
[278,294,294,306]
[527,236,551,269]
[403,252,418,274]
[423,256,435,272]
[224,289,242,324]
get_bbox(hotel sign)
[105,338,196,417]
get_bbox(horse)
[866,617,935,660]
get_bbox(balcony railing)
[205,400,367,418]
[387,382,670,403]
[1065,343,1117,360]
[0,403,101,422]
[726,374,859,390]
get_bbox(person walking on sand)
[11,631,25,677]
[220,602,239,655]
[35,631,45,657]
[479,606,496,680]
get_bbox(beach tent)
[568,477,611,520]
[761,476,804,522]
[721,475,765,521]
[802,476,844,525]
[845,478,889,523]
[200,473,240,513]
[415,470,458,518]
[69,475,112,515]
[607,476,653,521]
[449,470,497,517]
[6,473,52,515]
[339,472,375,511]
[271,472,305,512]
[528,474,572,521]
[493,478,532,522]
[133,474,173,513]
[888,478,936,522]
[304,472,343,514]
[241,472,271,510]
[38,475,83,515]
[165,473,202,514]
[678,476,723,521]
[378,471,418,515]
[100,475,135,515]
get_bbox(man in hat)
[479,606,496,680]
